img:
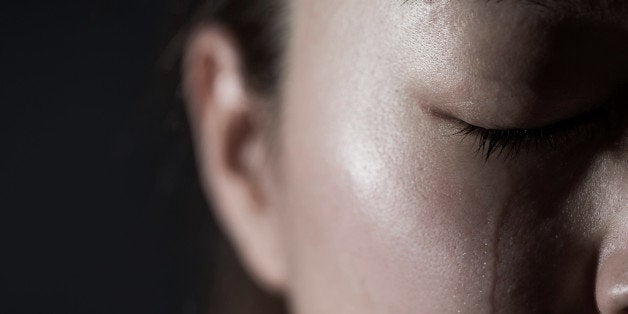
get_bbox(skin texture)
[183,0,628,313]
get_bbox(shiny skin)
[275,1,627,313]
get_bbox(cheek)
[271,1,619,312]
[277,2,515,311]
[278,77,508,312]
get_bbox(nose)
[590,137,627,314]
[596,248,628,314]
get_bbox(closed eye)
[455,102,617,161]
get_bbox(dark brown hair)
[163,0,286,94]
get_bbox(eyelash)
[455,104,615,161]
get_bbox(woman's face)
[185,0,627,313]
[276,0,627,313]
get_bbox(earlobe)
[181,26,287,293]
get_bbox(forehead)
[287,0,627,124]
[291,0,627,30]
[401,0,625,14]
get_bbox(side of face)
[184,0,628,313]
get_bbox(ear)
[182,26,286,293]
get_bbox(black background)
[1,1,203,313]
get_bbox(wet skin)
[279,1,627,313]
[185,0,628,313]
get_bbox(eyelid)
[454,104,616,160]
[468,103,612,134]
